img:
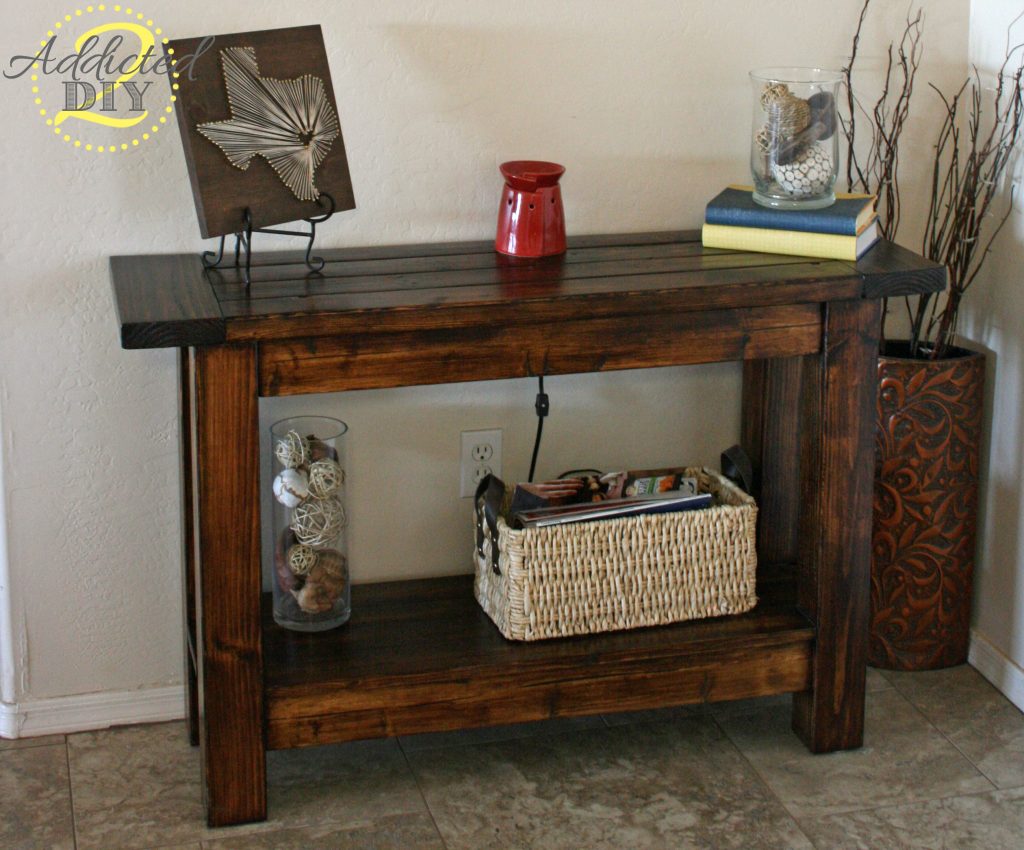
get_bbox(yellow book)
[701,218,880,261]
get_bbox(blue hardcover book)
[705,186,875,236]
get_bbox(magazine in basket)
[473,467,758,641]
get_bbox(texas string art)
[196,45,340,203]
[165,24,356,282]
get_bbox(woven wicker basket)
[473,468,758,641]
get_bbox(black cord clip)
[535,390,550,418]
[528,375,549,483]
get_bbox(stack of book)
[701,186,880,261]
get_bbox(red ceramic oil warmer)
[495,160,567,258]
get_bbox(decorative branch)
[916,35,1024,358]
[842,2,923,241]
[842,2,1024,359]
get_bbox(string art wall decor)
[166,25,355,238]
[197,46,340,203]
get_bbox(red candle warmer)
[495,160,566,258]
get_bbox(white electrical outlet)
[460,429,502,497]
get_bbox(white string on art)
[197,46,340,202]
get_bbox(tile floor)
[2,664,1023,849]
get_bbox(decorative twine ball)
[754,124,775,154]
[767,94,811,140]
[287,544,319,576]
[273,468,309,508]
[274,430,310,470]
[307,459,344,498]
[290,496,346,546]
[760,82,790,110]
[772,143,834,199]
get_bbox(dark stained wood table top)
[111,230,945,350]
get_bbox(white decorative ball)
[771,144,833,199]
[308,459,344,498]
[273,469,309,508]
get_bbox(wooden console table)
[110,231,944,826]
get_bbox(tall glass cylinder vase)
[270,416,350,632]
[750,67,842,209]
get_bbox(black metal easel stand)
[201,193,336,290]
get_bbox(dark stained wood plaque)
[166,25,356,238]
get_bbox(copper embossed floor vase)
[870,343,985,670]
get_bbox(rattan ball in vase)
[274,430,310,469]
[287,544,319,577]
[760,82,790,110]
[307,459,344,498]
[290,496,347,547]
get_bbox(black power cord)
[527,375,549,482]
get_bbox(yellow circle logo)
[8,5,178,153]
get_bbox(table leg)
[193,343,267,826]
[178,348,199,747]
[793,299,881,752]
[741,358,803,566]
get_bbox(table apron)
[257,302,823,396]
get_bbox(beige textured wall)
[0,1,968,708]
[963,0,1024,705]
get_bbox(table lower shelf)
[262,569,813,750]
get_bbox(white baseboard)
[0,685,185,739]
[969,629,1024,713]
[0,702,18,739]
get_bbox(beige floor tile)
[882,664,1024,788]
[866,666,892,693]
[408,716,813,850]
[68,721,239,850]
[0,732,66,751]
[718,688,994,819]
[69,721,429,849]
[200,812,446,849]
[0,743,75,850]
[265,737,428,827]
[399,714,605,752]
[802,786,1024,849]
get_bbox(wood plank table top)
[111,231,946,350]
